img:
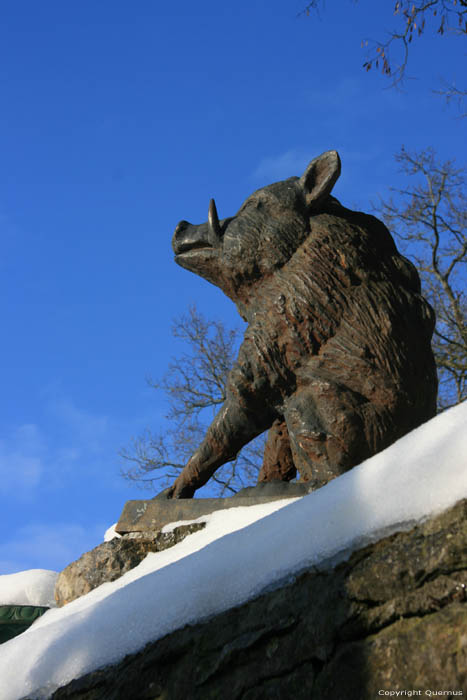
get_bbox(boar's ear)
[300,150,341,210]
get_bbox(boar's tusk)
[208,198,221,243]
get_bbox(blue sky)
[1,0,465,573]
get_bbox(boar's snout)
[172,219,214,256]
[172,199,224,256]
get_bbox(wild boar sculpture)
[161,150,437,498]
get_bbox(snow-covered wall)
[0,401,466,700]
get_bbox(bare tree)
[120,306,265,495]
[375,147,467,408]
[301,1,467,109]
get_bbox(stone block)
[116,482,310,534]
[55,522,207,606]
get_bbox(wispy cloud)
[248,143,384,212]
[304,76,406,118]
[49,397,110,453]
[0,394,146,574]
[0,521,105,574]
[249,141,384,191]
[0,397,111,499]
[0,424,45,496]
[250,149,311,184]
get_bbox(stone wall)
[51,499,467,699]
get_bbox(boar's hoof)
[153,486,176,500]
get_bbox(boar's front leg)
[162,398,275,498]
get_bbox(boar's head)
[172,150,341,309]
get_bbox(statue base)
[116,481,311,534]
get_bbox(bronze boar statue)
[161,150,437,498]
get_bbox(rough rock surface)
[54,523,206,606]
[51,499,467,698]
[165,150,437,499]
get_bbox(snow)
[1,400,466,700]
[103,523,122,542]
[0,569,58,608]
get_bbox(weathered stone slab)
[116,482,310,534]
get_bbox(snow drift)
[0,570,57,608]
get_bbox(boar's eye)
[238,197,263,214]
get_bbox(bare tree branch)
[301,1,467,110]
[120,305,265,495]
[374,147,467,410]
[435,80,467,117]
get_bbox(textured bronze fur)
[164,151,437,498]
